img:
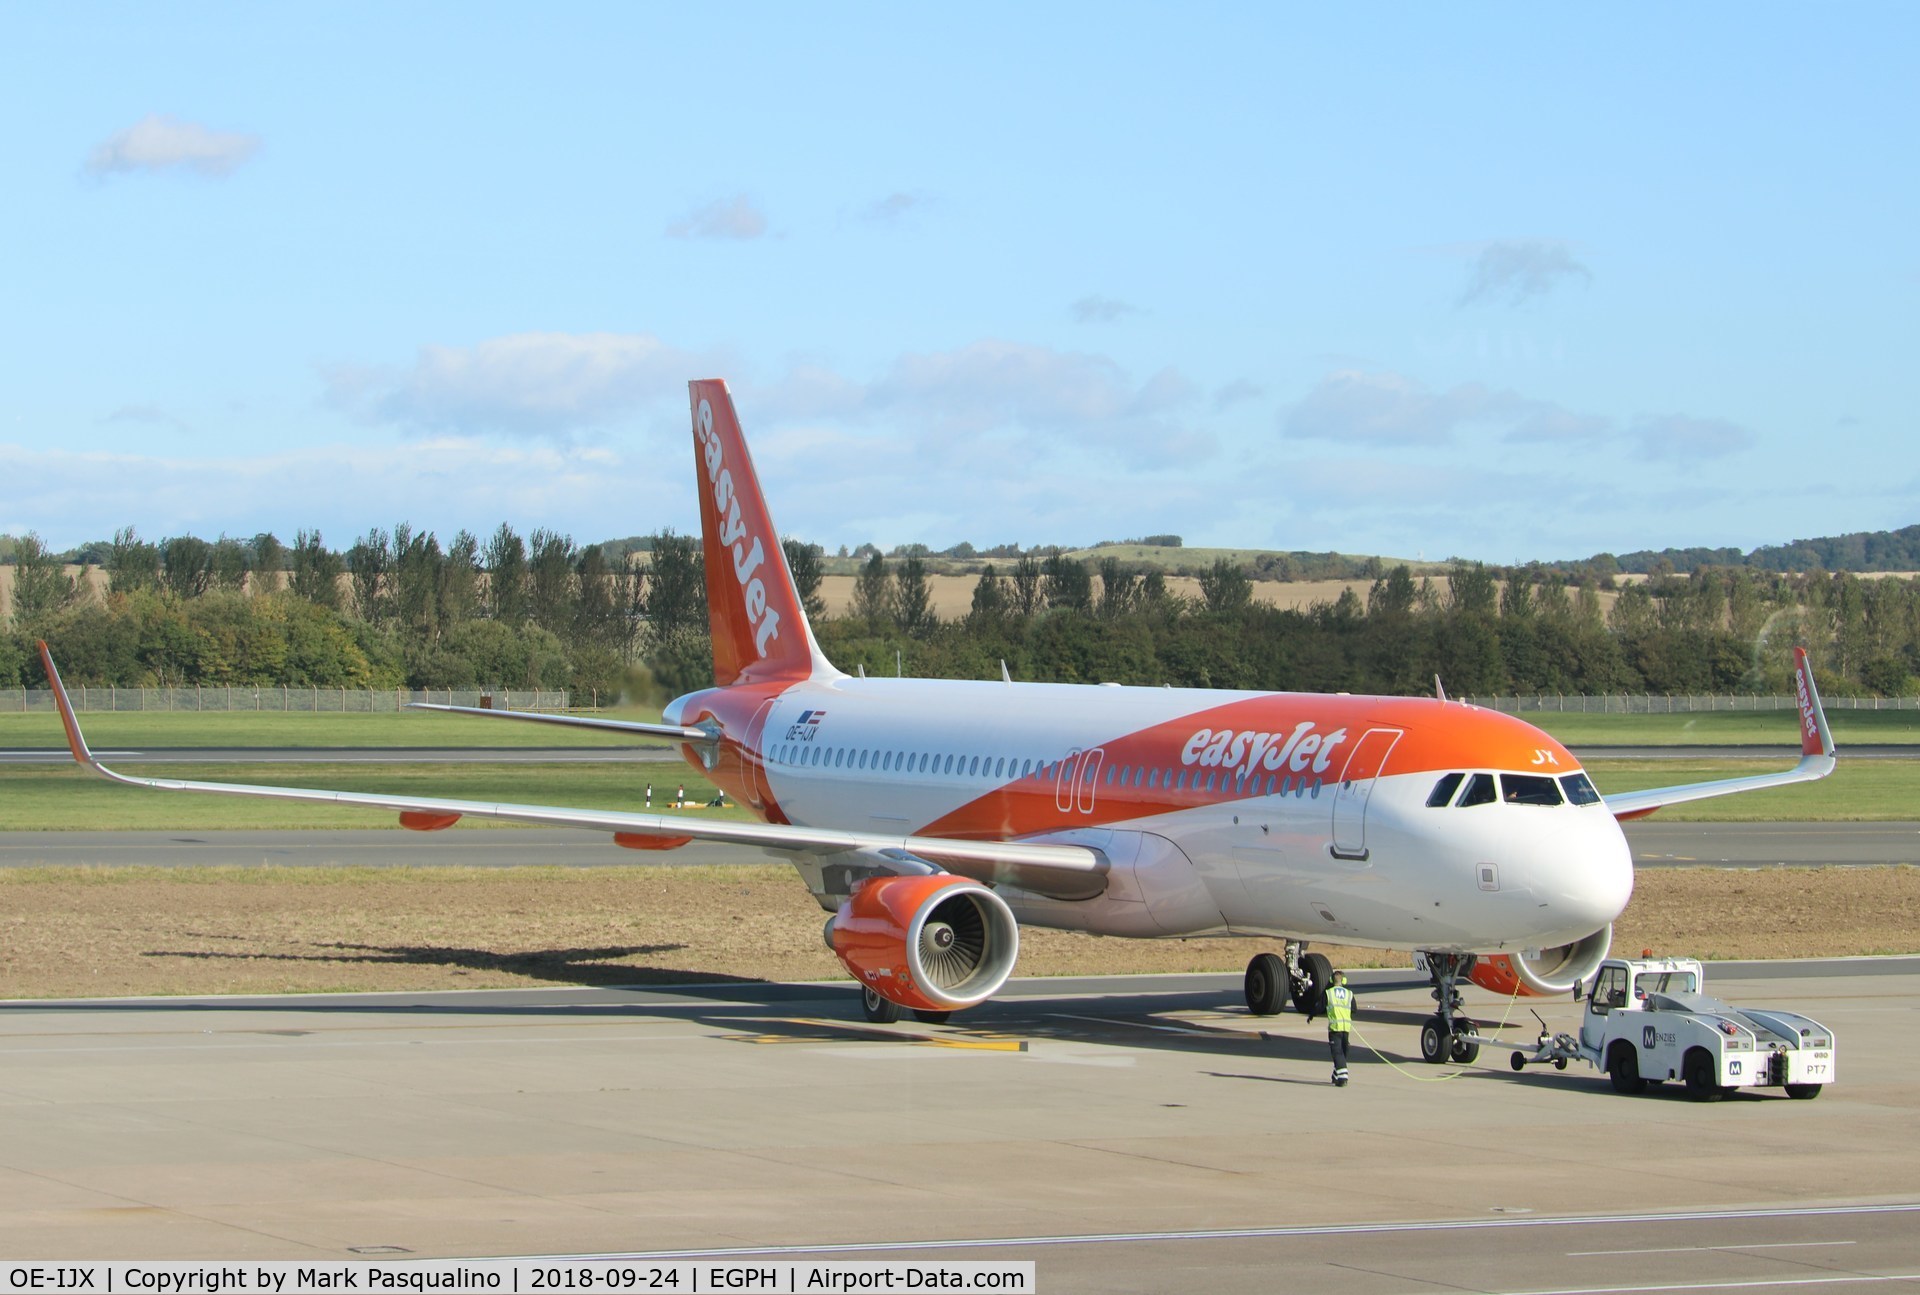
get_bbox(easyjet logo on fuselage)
[1181,722,1348,775]
[696,399,781,658]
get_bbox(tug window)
[1426,772,1465,808]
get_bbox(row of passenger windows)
[1425,770,1603,809]
[771,742,1325,800]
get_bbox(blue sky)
[4,4,1914,564]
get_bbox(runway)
[3,822,1916,869]
[1,964,1915,1289]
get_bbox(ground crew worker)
[1324,969,1355,1086]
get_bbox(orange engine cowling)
[830,874,1020,1013]
[1467,926,1614,996]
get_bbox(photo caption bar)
[0,1262,1034,1295]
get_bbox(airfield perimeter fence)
[1,686,574,713]
[1461,692,1920,713]
[4,686,1916,716]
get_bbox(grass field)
[0,752,1910,830]
[2,863,1914,999]
[0,761,741,830]
[0,707,664,749]
[1526,707,1920,746]
[4,699,1916,752]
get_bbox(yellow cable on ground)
[1347,984,1525,1082]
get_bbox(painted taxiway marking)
[1506,1278,1920,1294]
[1049,1011,1264,1040]
[1566,1241,1857,1257]
[728,1019,1028,1050]
[520,1202,1920,1261]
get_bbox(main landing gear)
[1418,951,1480,1065]
[1244,943,1333,1017]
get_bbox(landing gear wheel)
[1295,952,1334,1017]
[861,986,902,1024]
[1554,1056,1569,1071]
[1684,1051,1725,1101]
[912,1009,952,1025]
[1245,953,1287,1016]
[1510,1051,1527,1072]
[1419,1016,1449,1065]
[1608,1044,1646,1095]
[1785,1083,1822,1100]
[1449,1017,1480,1064]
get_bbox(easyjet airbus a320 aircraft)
[38,379,1838,1061]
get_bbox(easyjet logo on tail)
[696,398,781,659]
[1181,723,1348,775]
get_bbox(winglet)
[36,641,97,768]
[1792,646,1835,759]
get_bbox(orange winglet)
[614,832,694,850]
[36,642,94,767]
[398,812,462,832]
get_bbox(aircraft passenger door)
[742,698,780,811]
[1054,749,1082,814]
[1074,747,1105,814]
[1330,728,1402,861]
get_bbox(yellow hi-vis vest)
[1324,983,1354,1032]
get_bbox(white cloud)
[85,114,261,178]
[1625,413,1755,460]
[323,332,704,437]
[667,194,768,240]
[861,192,931,224]
[1071,294,1139,324]
[1285,370,1538,445]
[1457,239,1591,307]
[1213,379,1264,412]
[0,440,681,552]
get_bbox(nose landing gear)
[1418,951,1481,1064]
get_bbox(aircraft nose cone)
[1534,817,1635,936]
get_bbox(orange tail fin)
[689,380,835,687]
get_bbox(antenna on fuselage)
[1434,674,1448,702]
[1001,660,1012,684]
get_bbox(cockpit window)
[1501,774,1563,806]
[1559,772,1603,806]
[1456,773,1497,807]
[1426,772,1465,808]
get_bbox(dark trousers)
[1328,1030,1350,1072]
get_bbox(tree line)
[5,525,1920,700]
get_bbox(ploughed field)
[1,863,1913,1000]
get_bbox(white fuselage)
[676,673,1634,955]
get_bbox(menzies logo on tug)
[696,398,781,658]
[1181,722,1349,775]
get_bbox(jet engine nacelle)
[1466,925,1614,997]
[830,875,1020,1012]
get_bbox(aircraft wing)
[406,702,715,744]
[1603,646,1837,821]
[35,644,1105,891]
